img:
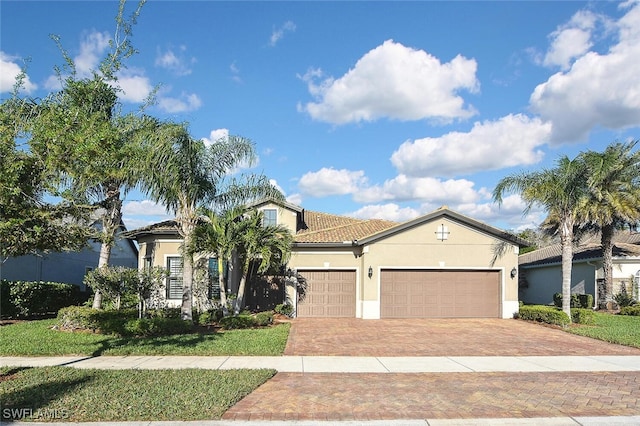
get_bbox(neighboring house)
[125,199,528,319]
[518,232,640,306]
[1,224,138,289]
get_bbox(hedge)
[517,305,570,327]
[56,306,192,337]
[1,280,90,319]
[553,293,593,309]
[619,306,640,316]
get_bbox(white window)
[263,209,277,227]
[166,257,183,300]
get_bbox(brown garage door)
[380,269,500,318]
[297,270,356,317]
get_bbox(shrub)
[274,303,293,317]
[219,314,256,330]
[254,311,274,326]
[196,308,224,326]
[56,306,137,335]
[571,308,596,325]
[613,291,635,308]
[619,306,640,316]
[124,318,192,337]
[1,280,90,319]
[147,307,182,319]
[553,293,593,309]
[517,305,571,327]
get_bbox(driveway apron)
[224,318,640,421]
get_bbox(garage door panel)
[297,270,356,318]
[381,270,500,318]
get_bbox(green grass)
[0,366,275,422]
[0,319,290,356]
[566,311,640,348]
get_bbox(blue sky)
[2,1,640,233]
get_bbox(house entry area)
[296,270,356,317]
[380,269,500,318]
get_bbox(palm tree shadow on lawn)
[0,367,93,423]
[90,327,220,357]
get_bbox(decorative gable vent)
[435,224,450,241]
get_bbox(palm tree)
[141,126,283,321]
[190,206,246,316]
[576,141,640,308]
[234,210,293,314]
[493,156,588,319]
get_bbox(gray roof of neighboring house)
[519,232,640,267]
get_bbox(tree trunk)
[92,242,112,308]
[218,257,229,316]
[92,186,122,309]
[181,228,194,321]
[235,259,250,314]
[560,217,574,322]
[600,223,615,309]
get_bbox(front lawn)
[566,311,640,348]
[0,319,290,356]
[0,366,275,422]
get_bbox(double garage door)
[381,269,500,318]
[296,269,500,318]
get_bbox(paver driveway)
[223,318,640,421]
[284,318,640,356]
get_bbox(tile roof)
[295,210,398,243]
[519,231,640,267]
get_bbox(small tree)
[135,267,168,318]
[84,266,138,310]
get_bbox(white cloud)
[390,114,551,178]
[270,21,296,47]
[122,199,173,231]
[530,2,640,143]
[457,194,546,232]
[299,40,479,125]
[116,70,154,103]
[74,30,110,77]
[155,45,193,76]
[0,52,37,93]
[347,203,420,222]
[298,167,367,197]
[203,128,229,147]
[286,193,303,206]
[122,200,170,216]
[230,61,242,84]
[542,10,597,69]
[354,175,481,205]
[157,92,202,113]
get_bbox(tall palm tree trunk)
[235,259,251,314]
[560,219,574,320]
[600,223,615,309]
[218,258,229,316]
[181,225,195,321]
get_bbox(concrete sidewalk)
[2,354,640,372]
[8,418,640,426]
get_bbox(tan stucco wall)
[361,217,520,302]
[255,202,299,234]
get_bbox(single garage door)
[297,270,356,317]
[380,269,500,318]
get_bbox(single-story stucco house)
[124,199,528,319]
[518,232,640,307]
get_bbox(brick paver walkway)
[285,318,640,356]
[223,371,640,421]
